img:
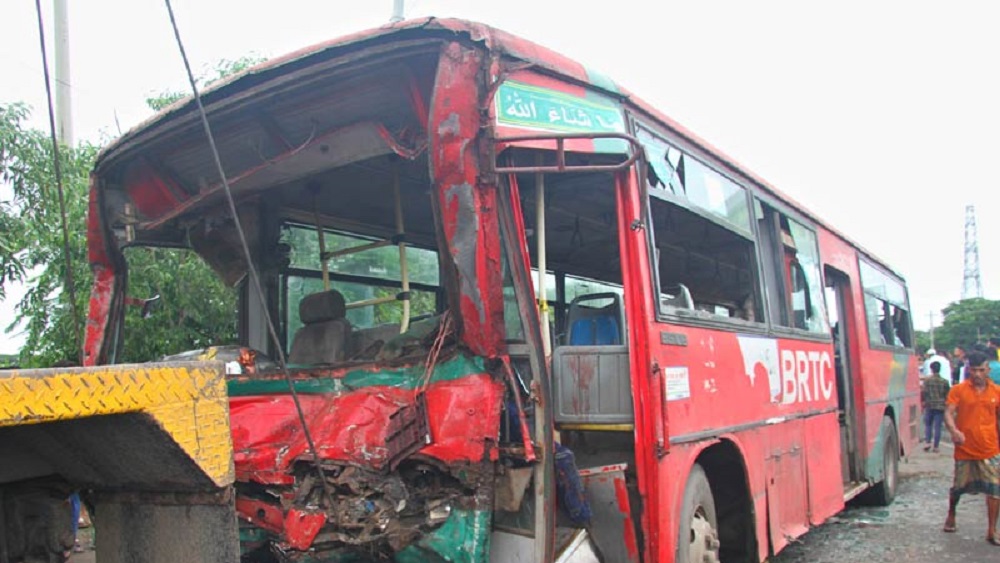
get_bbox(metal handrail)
[493,132,643,174]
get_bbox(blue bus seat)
[565,293,624,346]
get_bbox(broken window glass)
[859,258,910,348]
[637,124,750,231]
[786,219,827,333]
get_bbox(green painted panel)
[496,80,625,134]
[227,354,486,397]
[394,509,492,563]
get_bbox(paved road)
[774,441,1000,563]
[71,442,998,563]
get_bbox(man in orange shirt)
[943,350,1000,544]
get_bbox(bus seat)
[566,293,623,346]
[289,290,351,365]
[660,283,693,309]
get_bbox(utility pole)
[53,0,73,145]
[929,311,935,349]
[390,0,404,23]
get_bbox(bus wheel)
[678,463,721,563]
[868,416,898,506]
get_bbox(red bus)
[83,17,918,563]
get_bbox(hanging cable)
[162,0,335,508]
[34,0,82,363]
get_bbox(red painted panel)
[804,412,845,525]
[236,497,285,535]
[122,162,185,219]
[615,170,661,562]
[283,508,326,550]
[429,41,506,358]
[765,418,808,554]
[83,177,121,367]
[418,373,504,463]
[229,375,503,485]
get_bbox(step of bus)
[578,463,641,563]
[843,481,869,503]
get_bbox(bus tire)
[678,463,721,563]
[867,415,898,506]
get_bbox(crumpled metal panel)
[83,177,122,367]
[230,374,503,484]
[430,41,506,358]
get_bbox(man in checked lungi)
[942,350,1000,544]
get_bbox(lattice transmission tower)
[963,204,983,299]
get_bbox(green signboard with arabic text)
[495,81,625,134]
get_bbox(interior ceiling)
[519,170,621,284]
[278,153,438,250]
[118,48,440,248]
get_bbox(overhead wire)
[161,0,335,509]
[33,0,82,362]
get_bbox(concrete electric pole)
[53,0,73,146]
[390,0,404,23]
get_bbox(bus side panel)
[859,350,917,478]
[654,323,840,559]
[803,411,845,524]
[817,230,919,478]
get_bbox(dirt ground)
[70,441,999,563]
[773,440,1000,563]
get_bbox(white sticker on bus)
[664,366,691,401]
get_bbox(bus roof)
[94,16,904,282]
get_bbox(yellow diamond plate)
[0,362,234,487]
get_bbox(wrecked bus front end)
[87,20,555,563]
[228,346,503,561]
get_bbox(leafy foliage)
[1,56,267,367]
[931,298,1000,354]
[0,102,97,365]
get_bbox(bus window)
[757,201,827,333]
[648,194,762,324]
[280,224,440,346]
[859,258,911,348]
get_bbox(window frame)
[634,118,768,333]
[858,255,913,351]
[753,195,831,342]
[277,222,444,350]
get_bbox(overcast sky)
[2,0,998,353]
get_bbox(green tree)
[0,102,98,365]
[932,298,1000,354]
[1,56,266,367]
[914,330,931,354]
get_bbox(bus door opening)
[824,266,861,486]
[496,146,642,563]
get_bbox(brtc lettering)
[780,349,833,404]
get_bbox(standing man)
[943,351,1000,544]
[923,348,951,380]
[922,361,950,452]
[953,345,968,384]
[988,338,1000,385]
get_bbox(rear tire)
[866,415,898,506]
[677,463,721,563]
